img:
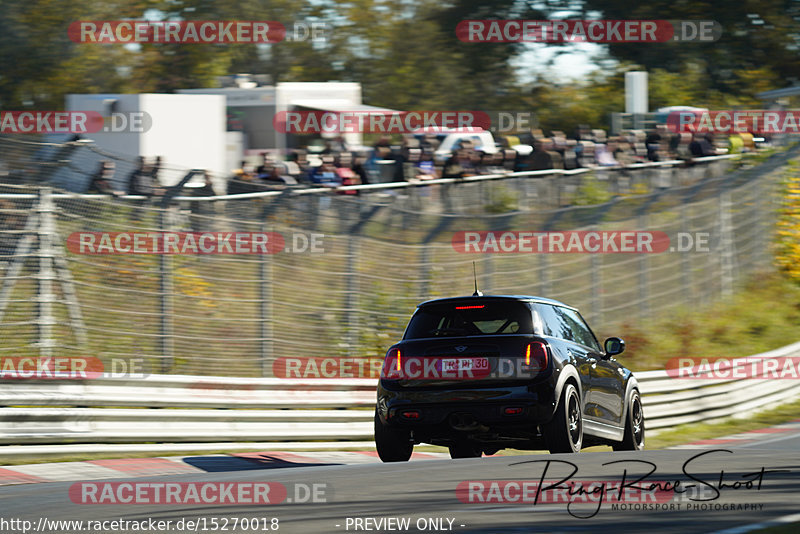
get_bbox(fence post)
[718,189,735,298]
[589,225,601,325]
[158,209,173,373]
[260,220,273,377]
[344,234,360,357]
[638,212,650,318]
[680,204,692,305]
[755,172,770,271]
[419,245,430,299]
[36,187,56,358]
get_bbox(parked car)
[374,294,644,461]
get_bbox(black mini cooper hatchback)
[375,295,644,461]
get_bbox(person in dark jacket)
[126,156,152,196]
[87,160,117,195]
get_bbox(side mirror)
[604,337,625,356]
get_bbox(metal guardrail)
[1,341,799,447]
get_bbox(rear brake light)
[504,407,524,415]
[525,342,549,369]
[401,410,420,419]
[383,347,401,378]
[455,305,484,310]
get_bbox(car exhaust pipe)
[449,412,479,430]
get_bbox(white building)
[179,82,393,155]
[65,93,227,190]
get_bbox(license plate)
[440,357,489,372]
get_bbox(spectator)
[370,135,392,164]
[563,139,579,169]
[414,150,439,180]
[256,153,274,177]
[292,150,313,183]
[258,162,277,182]
[481,151,507,175]
[544,138,564,169]
[351,154,370,186]
[126,156,153,224]
[442,149,475,178]
[419,134,440,152]
[262,163,297,185]
[645,129,661,161]
[610,136,635,166]
[226,162,260,194]
[576,140,596,168]
[328,136,348,153]
[675,132,694,159]
[530,138,554,170]
[87,160,118,195]
[195,171,216,197]
[309,159,339,210]
[595,143,618,166]
[191,171,216,231]
[126,156,151,196]
[668,131,682,158]
[310,158,341,188]
[284,151,303,178]
[335,154,361,195]
[469,150,484,173]
[689,133,716,157]
[149,156,162,184]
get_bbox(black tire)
[374,411,413,462]
[448,441,483,459]
[543,382,583,453]
[613,389,645,451]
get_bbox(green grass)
[598,273,800,372]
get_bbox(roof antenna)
[472,261,483,297]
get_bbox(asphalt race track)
[1,430,799,534]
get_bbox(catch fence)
[0,143,795,376]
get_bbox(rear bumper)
[376,381,557,434]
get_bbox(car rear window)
[404,301,533,339]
